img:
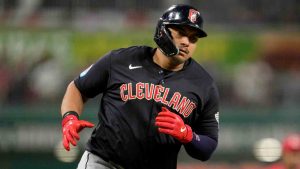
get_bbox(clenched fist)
[155,107,193,143]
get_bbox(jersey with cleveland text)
[74,46,219,169]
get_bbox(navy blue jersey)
[74,46,219,169]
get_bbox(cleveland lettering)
[120,83,197,118]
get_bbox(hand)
[62,114,94,151]
[155,107,193,143]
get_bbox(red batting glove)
[155,107,193,143]
[62,113,94,151]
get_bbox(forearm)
[184,133,218,161]
[61,81,86,117]
[60,81,94,151]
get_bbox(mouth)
[179,49,189,55]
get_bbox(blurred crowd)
[0,30,72,105]
[0,32,300,109]
[220,34,300,107]
[0,1,299,169]
[0,50,67,105]
[0,0,299,107]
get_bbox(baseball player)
[61,4,220,169]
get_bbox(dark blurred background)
[0,0,299,169]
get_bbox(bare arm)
[61,81,87,117]
[60,81,94,151]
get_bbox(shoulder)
[185,59,215,85]
[105,45,154,67]
[110,45,153,58]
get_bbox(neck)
[153,49,184,71]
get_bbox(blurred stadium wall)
[0,0,299,169]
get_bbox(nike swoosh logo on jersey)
[129,64,142,70]
[180,126,186,133]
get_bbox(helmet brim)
[165,23,207,38]
[196,29,207,38]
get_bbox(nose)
[179,36,190,47]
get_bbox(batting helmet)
[154,4,207,57]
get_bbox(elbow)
[185,135,218,161]
[200,151,216,161]
[198,154,212,161]
[187,149,214,161]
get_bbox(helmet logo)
[188,9,199,23]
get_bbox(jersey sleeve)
[74,52,111,98]
[183,82,220,161]
[194,82,220,140]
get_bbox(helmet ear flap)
[154,23,179,57]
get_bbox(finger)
[63,135,70,151]
[80,121,95,128]
[155,121,174,129]
[69,128,80,140]
[157,111,176,119]
[155,116,175,123]
[66,130,77,146]
[158,128,173,135]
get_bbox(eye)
[174,29,185,37]
[189,36,198,43]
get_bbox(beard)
[169,53,190,66]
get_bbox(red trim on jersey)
[128,83,136,100]
[153,85,163,102]
[120,84,128,101]
[145,83,155,100]
[136,82,144,99]
[168,92,181,110]
[183,102,196,117]
[161,88,170,105]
